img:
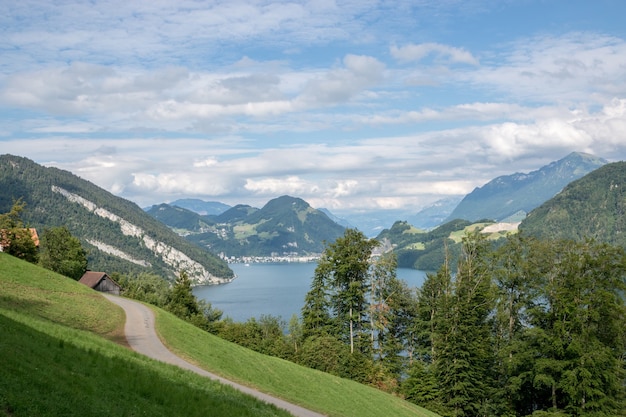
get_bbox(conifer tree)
[434,232,495,417]
[167,270,200,319]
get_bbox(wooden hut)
[78,271,121,296]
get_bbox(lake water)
[194,263,428,322]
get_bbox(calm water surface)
[194,263,428,322]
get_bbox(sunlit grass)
[0,253,290,417]
[155,308,440,417]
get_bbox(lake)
[194,263,428,323]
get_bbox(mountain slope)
[146,203,216,233]
[0,154,233,284]
[446,152,607,223]
[169,198,231,216]
[520,161,626,246]
[178,195,346,257]
[408,196,464,229]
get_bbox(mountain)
[520,161,626,247]
[153,195,346,258]
[0,154,233,284]
[146,203,216,234]
[407,196,464,229]
[446,152,608,223]
[318,208,354,229]
[169,198,231,216]
[375,218,510,271]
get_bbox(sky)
[1,0,626,218]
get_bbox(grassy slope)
[0,253,289,417]
[156,312,438,417]
[0,253,439,417]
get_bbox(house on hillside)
[0,228,39,252]
[78,271,121,296]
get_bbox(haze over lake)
[194,263,428,322]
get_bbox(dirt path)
[103,294,325,417]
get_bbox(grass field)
[155,310,439,417]
[0,253,291,417]
[0,252,439,417]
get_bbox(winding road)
[103,294,325,417]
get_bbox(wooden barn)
[78,271,121,296]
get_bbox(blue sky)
[1,0,625,217]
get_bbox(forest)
[115,229,626,417]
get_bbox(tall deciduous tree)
[39,226,88,280]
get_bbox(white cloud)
[2,2,626,217]
[470,33,626,103]
[391,43,479,65]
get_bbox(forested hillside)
[376,219,511,271]
[0,154,232,283]
[520,160,626,246]
[151,195,345,257]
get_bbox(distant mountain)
[520,161,626,247]
[146,204,216,233]
[0,154,233,284]
[333,209,416,237]
[214,204,259,224]
[408,196,464,229]
[199,195,346,257]
[318,208,354,229]
[446,152,608,223]
[169,198,231,216]
[151,195,346,258]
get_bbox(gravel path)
[103,294,325,417]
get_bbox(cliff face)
[52,186,230,285]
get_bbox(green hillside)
[147,203,217,233]
[0,253,288,417]
[176,196,346,257]
[0,253,438,417]
[0,154,232,283]
[377,219,514,271]
[520,160,626,246]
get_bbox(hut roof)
[79,271,120,289]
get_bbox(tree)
[301,262,333,337]
[519,239,626,415]
[410,232,496,416]
[0,199,39,263]
[39,226,88,280]
[370,252,418,382]
[167,270,200,319]
[302,228,379,354]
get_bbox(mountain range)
[148,195,346,258]
[445,152,607,223]
[0,155,233,284]
[2,151,618,279]
[377,155,626,271]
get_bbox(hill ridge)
[0,154,233,283]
